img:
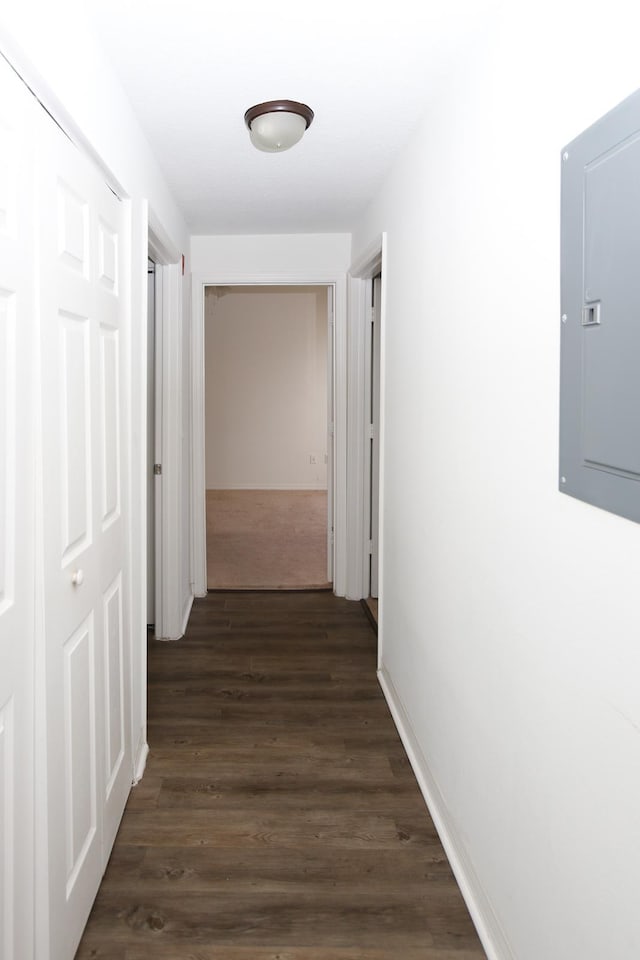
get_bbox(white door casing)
[370,274,382,598]
[346,235,386,605]
[0,53,37,960]
[38,109,132,959]
[146,220,184,642]
[147,260,155,625]
[153,266,164,635]
[154,261,186,641]
[326,285,335,583]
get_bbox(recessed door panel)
[100,325,120,528]
[0,120,17,238]
[57,180,89,278]
[63,615,97,898]
[0,696,15,960]
[103,574,124,799]
[59,310,92,563]
[98,218,118,295]
[0,291,16,616]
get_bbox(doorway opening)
[204,284,334,590]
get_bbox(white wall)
[205,286,328,489]
[352,4,640,959]
[191,233,351,277]
[0,0,188,250]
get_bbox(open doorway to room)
[204,284,332,590]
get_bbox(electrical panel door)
[560,88,640,521]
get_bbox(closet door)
[38,111,132,959]
[0,55,36,960]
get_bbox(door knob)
[71,569,84,586]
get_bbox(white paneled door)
[0,55,36,960]
[37,102,132,958]
[0,52,134,960]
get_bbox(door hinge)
[154,463,162,476]
[367,539,373,554]
[367,423,375,440]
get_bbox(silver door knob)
[71,569,84,586]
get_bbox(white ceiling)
[84,0,498,234]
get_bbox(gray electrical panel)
[560,89,640,522]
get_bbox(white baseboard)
[377,666,514,960]
[132,740,149,785]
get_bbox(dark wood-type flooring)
[75,591,487,960]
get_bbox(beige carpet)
[206,489,331,590]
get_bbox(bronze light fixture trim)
[244,99,314,153]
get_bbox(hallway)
[75,592,486,959]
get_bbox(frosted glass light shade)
[249,111,307,152]
[244,100,314,153]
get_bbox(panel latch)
[582,301,601,326]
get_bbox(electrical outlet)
[309,454,317,464]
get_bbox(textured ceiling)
[84,0,498,234]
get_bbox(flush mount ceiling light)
[244,100,314,153]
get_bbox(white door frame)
[191,272,348,598]
[146,257,156,627]
[326,285,335,583]
[346,234,387,613]
[128,200,183,781]
[370,274,382,598]
[148,216,183,640]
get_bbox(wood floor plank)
[121,947,483,960]
[116,807,426,848]
[155,777,429,814]
[99,844,456,894]
[125,776,163,810]
[143,753,396,779]
[75,890,438,947]
[75,943,481,960]
[75,591,486,960]
[144,724,406,756]
[148,680,384,702]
